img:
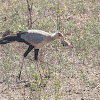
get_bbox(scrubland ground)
[0,0,100,100]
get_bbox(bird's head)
[57,32,71,47]
[54,32,70,46]
[56,32,63,38]
[52,32,63,40]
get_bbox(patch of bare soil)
[0,43,100,100]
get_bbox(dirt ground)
[0,42,100,100]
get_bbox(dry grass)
[0,0,100,100]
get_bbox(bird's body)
[0,29,67,60]
[21,30,57,49]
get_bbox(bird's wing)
[21,32,44,45]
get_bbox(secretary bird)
[0,30,69,60]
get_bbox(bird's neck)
[46,33,59,43]
[51,33,58,40]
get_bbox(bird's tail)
[0,35,18,44]
[0,31,29,45]
[0,33,26,45]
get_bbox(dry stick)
[26,0,30,27]
[26,0,33,29]
[18,57,24,80]
[24,62,30,82]
[57,0,60,31]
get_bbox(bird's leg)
[34,49,39,60]
[24,45,34,57]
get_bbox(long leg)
[34,49,39,60]
[24,45,34,57]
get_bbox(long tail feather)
[0,32,30,45]
[0,35,18,44]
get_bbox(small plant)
[8,94,14,100]
[80,74,88,83]
[88,79,97,87]
[17,25,28,31]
